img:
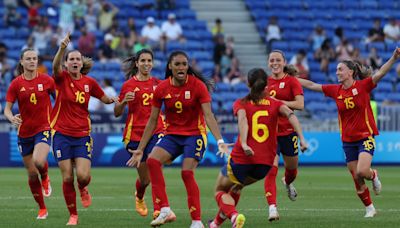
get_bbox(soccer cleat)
[66,214,79,225]
[41,176,52,197]
[232,214,245,228]
[364,204,377,218]
[268,205,280,222]
[282,177,297,201]
[135,192,148,217]
[36,209,48,219]
[207,220,220,228]
[371,169,382,195]
[190,220,205,228]
[150,208,176,226]
[79,187,92,208]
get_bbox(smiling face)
[20,50,38,73]
[65,51,83,75]
[336,62,354,84]
[169,54,189,84]
[136,53,153,77]
[268,51,286,77]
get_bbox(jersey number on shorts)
[252,110,269,143]
[344,97,355,109]
[30,93,37,105]
[175,101,183,113]
[363,137,375,151]
[75,91,86,104]
[292,135,299,154]
[142,93,153,106]
[195,139,203,151]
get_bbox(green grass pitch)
[1,167,399,227]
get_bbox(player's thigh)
[58,159,74,182]
[215,172,235,192]
[22,154,38,176]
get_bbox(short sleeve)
[90,78,105,99]
[233,99,244,116]
[152,84,163,108]
[291,78,304,96]
[322,84,339,99]
[118,82,128,102]
[5,80,18,103]
[359,77,376,93]
[197,81,211,104]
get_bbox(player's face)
[21,50,38,72]
[268,52,285,76]
[169,54,189,83]
[65,51,83,74]
[136,53,153,76]
[336,63,353,83]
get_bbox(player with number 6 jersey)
[4,49,55,220]
[298,47,400,218]
[208,68,307,228]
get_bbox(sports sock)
[147,158,169,208]
[28,176,46,209]
[357,187,372,207]
[63,181,77,215]
[135,179,147,200]
[284,168,298,185]
[37,161,48,180]
[264,166,278,206]
[215,191,237,219]
[182,170,201,220]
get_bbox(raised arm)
[372,47,400,84]
[279,105,308,152]
[297,78,323,92]
[201,102,229,156]
[52,32,70,78]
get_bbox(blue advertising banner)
[1,132,399,167]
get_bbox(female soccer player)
[298,47,400,217]
[208,68,307,228]
[264,50,304,221]
[51,33,118,225]
[114,49,164,218]
[127,50,229,228]
[4,48,54,220]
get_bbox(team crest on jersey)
[185,91,191,99]
[352,88,358,96]
[279,82,285,88]
[84,85,89,92]
[38,84,43,91]
[20,87,26,92]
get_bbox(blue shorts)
[343,136,375,163]
[277,132,299,157]
[52,131,93,162]
[221,157,271,185]
[155,134,206,162]
[126,133,164,162]
[18,131,51,157]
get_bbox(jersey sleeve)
[292,78,304,96]
[152,84,163,108]
[360,76,376,93]
[5,80,18,103]
[322,84,338,99]
[197,81,211,104]
[233,99,244,116]
[90,78,105,99]
[118,82,128,102]
[47,76,56,93]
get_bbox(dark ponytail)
[342,60,372,80]
[242,68,268,104]
[17,48,37,75]
[165,50,214,91]
[122,49,154,81]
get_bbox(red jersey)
[322,77,379,142]
[6,73,55,138]
[266,75,303,136]
[119,76,164,143]
[51,71,105,137]
[231,97,284,165]
[152,75,211,136]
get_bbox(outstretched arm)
[372,47,400,84]
[52,32,70,78]
[297,78,323,92]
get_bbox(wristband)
[217,139,225,145]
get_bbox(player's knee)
[28,172,39,181]
[356,169,370,179]
[63,175,74,183]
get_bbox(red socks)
[215,191,237,219]
[28,176,46,209]
[147,158,169,208]
[135,179,147,200]
[264,166,278,206]
[284,168,298,185]
[213,191,240,225]
[37,162,48,180]
[78,176,91,191]
[63,181,77,215]
[182,170,201,220]
[357,187,372,206]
